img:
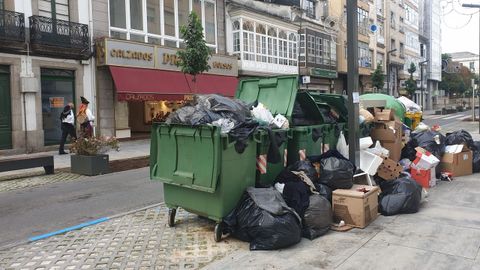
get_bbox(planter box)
[71,154,109,176]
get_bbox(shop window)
[144,101,185,124]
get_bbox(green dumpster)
[235,76,347,171]
[360,93,406,122]
[150,124,256,241]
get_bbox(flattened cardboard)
[332,185,380,229]
[441,146,473,177]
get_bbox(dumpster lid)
[309,92,348,122]
[235,76,298,120]
[236,76,324,123]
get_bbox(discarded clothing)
[291,171,318,195]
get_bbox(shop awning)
[109,66,239,101]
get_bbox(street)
[0,168,163,247]
[423,109,479,127]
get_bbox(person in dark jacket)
[59,103,77,154]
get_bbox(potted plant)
[70,136,119,176]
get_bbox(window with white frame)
[304,33,336,67]
[231,17,297,66]
[405,5,418,28]
[376,52,384,67]
[315,36,322,65]
[299,34,306,63]
[109,0,217,50]
[377,20,385,44]
[307,35,315,63]
[303,0,315,19]
[405,30,419,52]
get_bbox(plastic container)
[150,124,256,241]
[405,111,423,130]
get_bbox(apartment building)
[92,0,238,138]
[0,0,94,153]
[385,0,406,96]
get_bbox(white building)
[449,51,480,76]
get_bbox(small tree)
[177,12,211,86]
[371,63,385,92]
[405,62,417,98]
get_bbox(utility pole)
[462,3,480,132]
[386,49,397,96]
[419,60,429,110]
[347,0,359,166]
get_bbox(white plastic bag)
[251,103,274,124]
[337,131,349,159]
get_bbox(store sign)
[97,38,238,77]
[310,68,338,79]
[49,97,64,108]
[104,39,155,69]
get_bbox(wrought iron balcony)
[29,15,90,60]
[0,10,26,52]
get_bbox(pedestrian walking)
[77,96,95,138]
[59,102,77,155]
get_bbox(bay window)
[109,0,217,50]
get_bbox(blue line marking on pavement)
[28,217,109,242]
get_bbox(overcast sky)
[441,0,480,54]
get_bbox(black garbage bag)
[196,94,251,124]
[379,177,422,216]
[314,183,332,203]
[287,160,318,182]
[310,150,355,190]
[446,130,476,150]
[223,187,302,251]
[413,130,446,159]
[302,195,332,240]
[473,142,480,173]
[292,102,319,126]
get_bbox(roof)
[448,51,479,60]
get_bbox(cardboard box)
[441,145,473,177]
[412,147,440,170]
[374,108,394,122]
[411,168,431,189]
[370,120,403,162]
[332,185,380,229]
[377,157,403,180]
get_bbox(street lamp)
[386,49,397,96]
[419,60,429,110]
[462,3,480,133]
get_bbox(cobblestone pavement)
[0,206,246,270]
[0,172,84,193]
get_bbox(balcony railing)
[0,10,26,51]
[29,15,90,59]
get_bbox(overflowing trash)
[152,76,480,250]
[223,187,302,250]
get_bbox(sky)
[441,0,480,54]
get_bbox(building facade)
[421,0,442,110]
[0,0,94,153]
[92,0,238,138]
[449,52,479,76]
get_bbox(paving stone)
[0,206,245,269]
[0,173,84,192]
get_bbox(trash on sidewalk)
[374,108,395,122]
[370,119,403,162]
[311,150,356,190]
[445,130,475,150]
[359,108,374,123]
[473,141,480,173]
[397,96,421,112]
[440,144,473,177]
[337,131,349,159]
[378,176,423,216]
[376,157,403,181]
[223,187,302,251]
[302,195,333,240]
[332,185,380,228]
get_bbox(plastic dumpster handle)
[173,170,194,182]
[258,77,278,88]
[253,132,263,143]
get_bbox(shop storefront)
[95,38,239,138]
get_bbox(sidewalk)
[0,139,150,180]
[1,173,480,269]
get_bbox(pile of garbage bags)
[224,150,355,250]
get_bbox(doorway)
[0,65,12,149]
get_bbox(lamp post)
[462,3,480,133]
[419,60,429,110]
[386,49,397,96]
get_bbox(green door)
[41,69,75,146]
[0,66,12,149]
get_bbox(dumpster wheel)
[168,208,176,227]
[214,223,222,242]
